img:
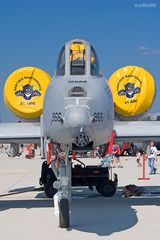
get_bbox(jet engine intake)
[108,65,155,120]
[4,67,51,119]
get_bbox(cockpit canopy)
[70,43,86,75]
[56,40,100,76]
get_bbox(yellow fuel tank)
[4,66,51,118]
[108,66,155,118]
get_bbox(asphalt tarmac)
[0,152,160,240]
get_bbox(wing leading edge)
[0,121,160,145]
[0,122,41,144]
[114,121,160,142]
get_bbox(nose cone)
[65,107,90,128]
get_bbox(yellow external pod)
[108,66,155,117]
[4,66,51,118]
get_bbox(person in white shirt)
[147,142,157,174]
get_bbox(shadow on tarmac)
[0,186,53,211]
[0,186,160,236]
[0,199,53,211]
[70,186,160,236]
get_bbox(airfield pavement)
[0,152,160,240]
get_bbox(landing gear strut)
[51,147,71,228]
[39,144,71,228]
[40,143,117,228]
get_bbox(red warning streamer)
[101,130,115,157]
[47,142,52,165]
[72,151,76,160]
[120,142,128,155]
[108,130,115,154]
[55,150,60,169]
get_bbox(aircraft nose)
[64,106,91,147]
[64,106,90,128]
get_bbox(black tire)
[39,161,56,186]
[44,180,57,198]
[59,199,70,228]
[96,180,116,197]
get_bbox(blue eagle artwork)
[15,84,41,100]
[118,82,141,98]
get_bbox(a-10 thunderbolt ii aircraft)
[1,39,160,228]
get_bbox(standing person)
[20,144,24,153]
[95,146,101,158]
[136,151,142,167]
[112,143,123,168]
[147,142,157,174]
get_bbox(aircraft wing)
[1,120,160,145]
[114,121,160,142]
[0,122,41,144]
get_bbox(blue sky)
[0,0,160,122]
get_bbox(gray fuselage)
[43,39,114,149]
[43,75,114,148]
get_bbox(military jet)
[1,39,160,228]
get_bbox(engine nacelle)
[4,66,51,119]
[108,66,155,120]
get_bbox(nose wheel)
[96,180,116,197]
[59,198,70,228]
